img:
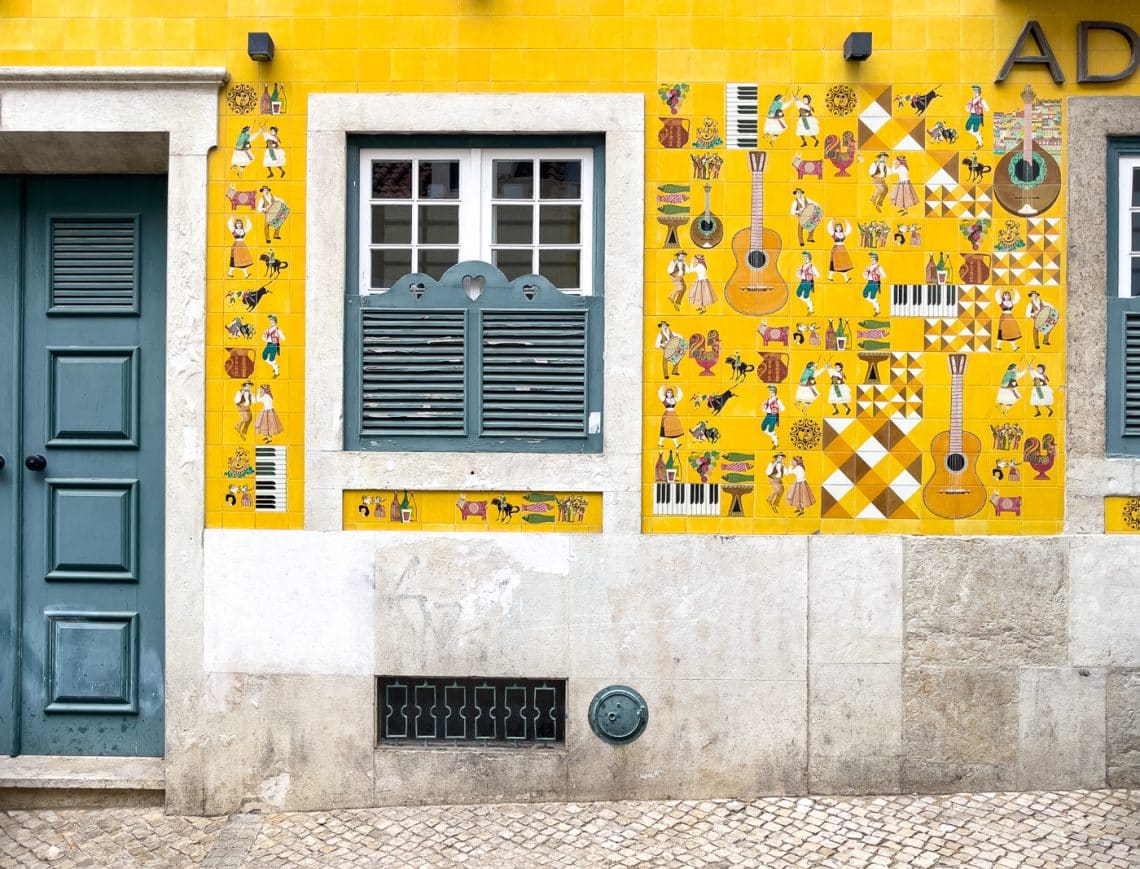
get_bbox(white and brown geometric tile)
[856,385,923,419]
[821,418,924,519]
[923,316,993,352]
[924,183,991,219]
[955,285,993,317]
[992,250,1062,287]
[890,351,922,386]
[1026,217,1062,253]
[858,85,925,152]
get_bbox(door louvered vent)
[1125,312,1140,435]
[50,217,138,311]
[481,310,588,438]
[360,309,467,437]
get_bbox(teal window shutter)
[349,262,602,453]
[1107,139,1140,456]
[480,309,589,439]
[1124,313,1140,437]
[360,309,468,437]
[346,135,604,455]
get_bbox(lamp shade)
[844,31,872,61]
[247,32,275,62]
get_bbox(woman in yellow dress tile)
[658,386,684,448]
[826,219,853,282]
[227,217,254,278]
[996,289,1022,350]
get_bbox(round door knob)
[24,454,47,472]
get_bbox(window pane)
[419,249,460,281]
[539,205,581,244]
[418,161,460,199]
[494,160,534,199]
[493,249,534,281]
[494,205,533,244]
[372,161,412,199]
[371,249,412,289]
[1132,212,1140,254]
[539,250,581,288]
[1132,255,1140,297]
[540,160,582,199]
[1132,167,1140,208]
[418,205,459,244]
[372,204,412,245]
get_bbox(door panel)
[0,178,20,756]
[15,176,166,757]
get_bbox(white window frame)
[1117,154,1140,299]
[305,92,644,534]
[358,147,594,295]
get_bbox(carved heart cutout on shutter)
[522,284,538,300]
[462,274,486,301]
[409,282,425,300]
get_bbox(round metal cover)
[588,685,648,745]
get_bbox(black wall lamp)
[844,32,872,62]
[247,32,275,62]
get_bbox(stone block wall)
[190,530,1139,813]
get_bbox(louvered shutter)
[360,309,467,437]
[50,217,139,311]
[1125,312,1140,436]
[480,310,589,437]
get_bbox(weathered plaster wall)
[197,530,1139,812]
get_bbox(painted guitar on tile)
[993,83,1061,217]
[923,353,987,519]
[725,151,789,316]
[689,183,724,249]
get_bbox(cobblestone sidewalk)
[1,789,1136,868]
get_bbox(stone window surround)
[1066,98,1140,532]
[304,93,645,533]
[0,66,228,806]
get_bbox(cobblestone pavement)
[0,789,1136,868]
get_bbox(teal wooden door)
[1,176,166,757]
[0,178,19,756]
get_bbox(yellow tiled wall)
[1104,496,1140,533]
[4,3,1140,535]
[342,490,602,532]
